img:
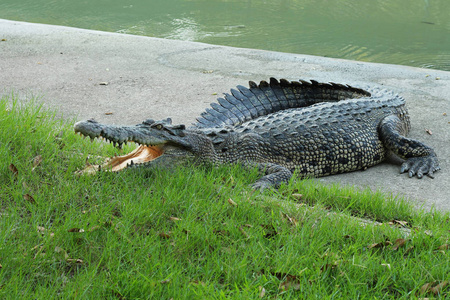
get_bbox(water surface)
[1,0,449,71]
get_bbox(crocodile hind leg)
[379,115,440,178]
[249,163,293,190]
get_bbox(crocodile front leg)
[379,115,440,178]
[250,163,293,190]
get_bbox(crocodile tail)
[195,78,370,128]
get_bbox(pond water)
[1,0,449,71]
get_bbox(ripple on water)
[0,0,448,71]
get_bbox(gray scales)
[74,78,440,189]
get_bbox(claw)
[401,155,439,179]
[251,181,271,191]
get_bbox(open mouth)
[79,144,164,174]
[107,145,164,171]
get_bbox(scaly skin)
[74,78,440,189]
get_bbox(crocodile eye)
[156,124,163,130]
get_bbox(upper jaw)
[74,119,171,147]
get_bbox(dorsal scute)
[194,78,371,129]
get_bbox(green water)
[1,0,449,71]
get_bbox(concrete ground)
[1,19,449,211]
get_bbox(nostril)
[142,119,155,125]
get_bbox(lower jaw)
[77,145,164,174]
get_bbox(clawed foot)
[250,180,275,191]
[400,155,440,179]
[247,163,292,191]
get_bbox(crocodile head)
[74,118,199,173]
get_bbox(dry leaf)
[33,155,43,167]
[420,282,434,295]
[68,228,85,233]
[438,244,449,250]
[158,232,171,239]
[259,286,266,298]
[37,227,55,238]
[282,212,298,227]
[420,280,449,295]
[279,275,300,291]
[368,241,392,249]
[389,220,408,227]
[160,278,171,284]
[99,82,109,85]
[392,238,407,250]
[424,230,433,236]
[8,163,18,176]
[227,198,238,206]
[30,245,42,251]
[23,194,36,204]
[169,217,181,221]
[425,129,432,135]
[104,112,113,115]
[368,243,380,249]
[381,263,391,269]
[430,280,449,294]
[291,193,303,200]
[66,258,83,264]
[37,226,46,234]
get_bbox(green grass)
[1,94,449,299]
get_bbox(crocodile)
[74,78,440,189]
